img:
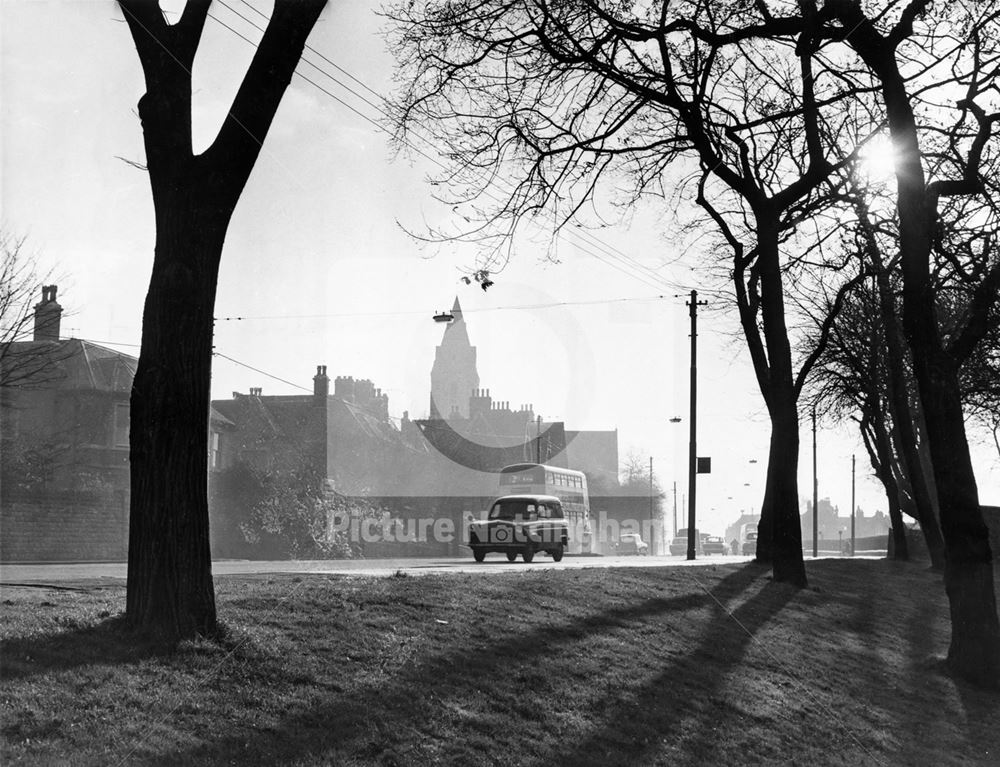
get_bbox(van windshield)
[489,501,561,520]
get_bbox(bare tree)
[119,0,326,639]
[386,0,887,587]
[805,174,950,568]
[807,271,945,565]
[821,0,1000,686]
[0,233,67,388]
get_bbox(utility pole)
[851,454,856,557]
[649,456,655,555]
[686,289,707,561]
[672,481,677,538]
[536,415,542,464]
[812,407,818,558]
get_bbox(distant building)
[2,287,134,496]
[1,286,228,562]
[721,497,895,557]
[801,497,891,542]
[1,287,135,561]
[2,288,625,562]
[429,298,479,419]
[210,368,401,495]
[423,296,619,491]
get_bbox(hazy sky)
[3,1,997,535]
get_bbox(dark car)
[468,494,568,563]
[702,536,727,555]
[616,533,649,555]
[742,530,758,556]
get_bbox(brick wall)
[1,490,128,562]
[897,505,1000,563]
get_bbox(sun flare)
[858,135,899,184]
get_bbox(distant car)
[742,530,758,556]
[703,536,726,555]
[669,529,703,556]
[616,533,649,555]
[468,494,568,563]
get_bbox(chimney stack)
[314,365,330,406]
[33,285,62,342]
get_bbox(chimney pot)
[33,284,63,342]
[314,364,330,405]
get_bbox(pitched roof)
[1,339,137,392]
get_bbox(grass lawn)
[2,559,999,766]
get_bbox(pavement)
[0,553,762,588]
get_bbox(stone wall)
[0,490,128,562]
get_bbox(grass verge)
[2,559,999,766]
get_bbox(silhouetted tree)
[823,0,1000,686]
[119,0,326,639]
[386,0,883,588]
[806,182,948,568]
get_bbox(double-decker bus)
[498,463,591,552]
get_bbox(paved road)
[0,553,759,586]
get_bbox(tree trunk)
[883,476,909,562]
[915,347,1000,684]
[760,402,806,585]
[752,216,807,587]
[126,206,227,637]
[862,411,909,561]
[120,0,327,640]
[871,251,945,568]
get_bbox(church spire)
[440,296,471,347]
[430,296,479,418]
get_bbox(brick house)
[1,287,135,560]
[0,286,231,562]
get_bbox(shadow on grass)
[547,565,797,766]
[150,563,774,766]
[953,674,1000,754]
[0,616,228,681]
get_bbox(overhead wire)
[212,351,312,392]
[209,0,676,294]
[213,294,667,322]
[112,6,681,419]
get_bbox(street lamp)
[649,456,655,555]
[669,416,682,536]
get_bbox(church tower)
[430,297,480,419]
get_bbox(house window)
[209,431,221,470]
[113,404,130,447]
